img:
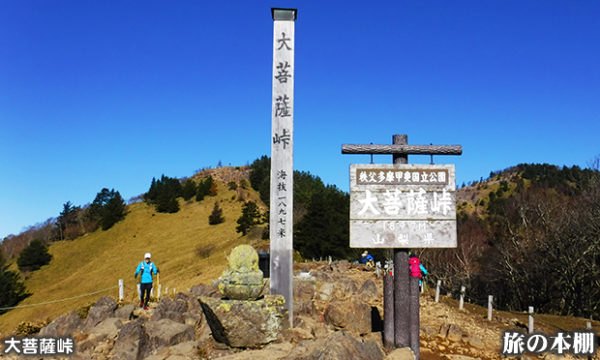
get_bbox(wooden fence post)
[487,295,493,321]
[119,279,124,302]
[459,286,465,310]
[383,272,394,349]
[137,283,141,298]
[435,280,441,303]
[586,321,591,329]
[158,284,162,300]
[528,307,534,334]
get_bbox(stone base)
[199,295,290,348]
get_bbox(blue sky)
[1,1,599,239]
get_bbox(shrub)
[227,181,238,190]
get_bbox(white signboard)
[350,164,457,248]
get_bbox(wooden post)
[420,282,424,293]
[393,135,410,348]
[487,295,493,321]
[383,272,394,349]
[270,8,297,326]
[586,321,592,329]
[137,283,141,298]
[158,284,162,300]
[435,280,441,302]
[459,286,465,310]
[119,279,124,302]
[165,286,169,294]
[409,275,420,359]
[528,306,534,333]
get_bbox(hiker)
[409,253,428,286]
[134,252,159,310]
[360,251,375,269]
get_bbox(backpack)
[409,257,421,279]
[139,261,154,276]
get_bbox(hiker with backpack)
[134,252,159,310]
[409,252,427,286]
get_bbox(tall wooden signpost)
[270,8,297,325]
[343,135,461,359]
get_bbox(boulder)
[151,297,186,323]
[385,347,415,360]
[190,283,220,298]
[288,331,383,360]
[83,296,118,329]
[446,324,463,342]
[111,319,150,360]
[145,318,195,349]
[294,275,316,315]
[39,311,83,337]
[324,297,371,335]
[218,245,266,300]
[332,276,359,300]
[88,317,123,338]
[359,279,379,302]
[115,304,135,320]
[199,295,290,348]
[463,335,484,349]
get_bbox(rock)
[111,319,150,360]
[463,335,484,349]
[316,281,334,301]
[446,324,463,342]
[145,318,195,349]
[332,260,351,272]
[151,297,186,323]
[168,341,199,357]
[84,296,118,329]
[438,345,446,351]
[89,317,123,339]
[438,323,450,338]
[39,311,83,337]
[385,347,415,360]
[287,327,314,343]
[294,274,316,315]
[218,245,266,300]
[363,331,384,352]
[199,295,290,348]
[359,279,379,302]
[332,276,359,300]
[115,304,135,320]
[190,283,220,298]
[443,355,477,360]
[324,297,371,335]
[216,342,294,359]
[288,331,383,360]
[421,325,436,336]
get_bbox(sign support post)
[342,134,461,359]
[270,8,297,326]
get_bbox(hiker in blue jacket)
[134,252,159,310]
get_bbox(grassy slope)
[0,181,265,335]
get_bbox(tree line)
[421,163,600,320]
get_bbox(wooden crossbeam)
[342,144,462,155]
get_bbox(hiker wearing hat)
[360,251,375,269]
[134,252,159,310]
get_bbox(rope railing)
[0,286,118,311]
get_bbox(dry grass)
[0,181,265,335]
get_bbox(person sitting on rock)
[360,251,375,269]
[134,252,159,310]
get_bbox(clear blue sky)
[1,1,599,239]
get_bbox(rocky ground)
[1,260,597,360]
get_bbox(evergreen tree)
[100,192,126,230]
[209,202,225,225]
[156,191,179,213]
[87,188,127,230]
[144,175,183,213]
[17,239,52,272]
[181,179,197,201]
[0,248,29,314]
[196,176,214,202]
[56,201,81,240]
[236,201,261,235]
